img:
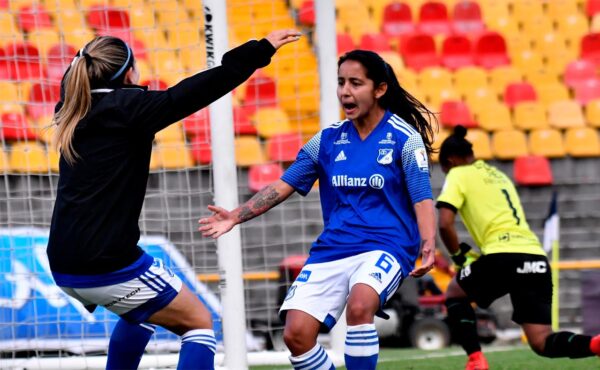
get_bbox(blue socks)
[289,343,335,370]
[344,323,379,370]
[107,319,154,370]
[177,329,216,370]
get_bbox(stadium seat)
[463,87,499,115]
[476,103,512,132]
[528,128,566,158]
[46,44,76,82]
[512,50,545,74]
[244,73,277,111]
[53,9,86,32]
[154,142,194,169]
[427,87,460,110]
[0,150,8,172]
[337,33,356,55]
[248,163,284,193]
[379,51,404,73]
[564,127,600,157]
[417,1,450,36]
[129,8,156,29]
[439,100,476,128]
[492,130,528,160]
[536,83,570,107]
[298,0,315,26]
[587,0,600,17]
[581,33,600,67]
[473,32,510,69]
[489,65,522,95]
[574,78,600,104]
[564,59,598,88]
[546,0,579,21]
[547,100,586,129]
[453,67,488,96]
[440,35,473,70]
[155,123,184,144]
[534,32,571,61]
[465,128,492,160]
[141,78,168,91]
[234,136,266,167]
[381,1,415,36]
[5,42,46,80]
[520,14,553,37]
[48,147,59,172]
[266,133,303,162]
[419,66,452,92]
[359,33,392,52]
[0,82,19,104]
[27,29,60,59]
[9,142,49,173]
[513,155,553,186]
[451,0,484,34]
[63,28,95,49]
[27,82,61,121]
[17,5,53,32]
[189,135,211,165]
[253,107,294,138]
[513,102,548,131]
[504,82,537,108]
[512,0,544,23]
[585,99,600,127]
[1,112,37,141]
[401,33,439,71]
[183,109,210,139]
[557,15,589,45]
[489,17,519,39]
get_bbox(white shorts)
[60,258,183,323]
[279,250,403,331]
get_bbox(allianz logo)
[331,174,385,189]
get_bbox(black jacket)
[47,39,275,275]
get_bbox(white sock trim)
[181,329,216,353]
[289,343,333,370]
[345,324,379,357]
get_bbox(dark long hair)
[438,125,474,167]
[338,50,438,159]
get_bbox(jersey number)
[501,189,521,225]
[375,253,394,274]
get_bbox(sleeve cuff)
[436,201,457,213]
[280,177,309,197]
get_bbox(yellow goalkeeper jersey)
[437,160,545,256]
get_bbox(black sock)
[445,297,480,355]
[542,332,593,358]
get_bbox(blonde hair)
[53,36,132,164]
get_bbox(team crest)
[377,149,394,165]
[284,285,297,301]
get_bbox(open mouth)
[342,103,357,113]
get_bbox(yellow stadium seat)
[591,14,600,33]
[520,14,553,37]
[129,8,156,29]
[0,13,18,33]
[476,103,513,132]
[536,83,570,106]
[547,100,586,129]
[180,46,207,72]
[0,103,25,115]
[545,0,579,20]
[512,0,544,23]
[512,50,545,74]
[397,69,419,93]
[480,0,510,21]
[153,142,194,169]
[463,87,500,115]
[488,17,519,37]
[427,87,460,111]
[534,32,568,57]
[134,28,169,50]
[9,142,49,173]
[465,129,492,160]
[79,0,109,9]
[0,82,19,104]
[156,7,190,28]
[453,67,488,96]
[524,67,560,87]
[565,127,600,157]
[44,0,77,12]
[529,128,566,158]
[8,0,35,11]
[379,51,403,75]
[419,67,453,93]
[48,147,60,172]
[155,123,185,143]
[513,102,548,131]
[53,9,86,32]
[556,14,589,44]
[252,107,294,138]
[235,136,266,167]
[492,130,528,159]
[0,150,8,172]
[544,50,577,76]
[489,66,522,96]
[63,28,95,48]
[168,26,202,49]
[27,30,61,59]
[112,0,146,8]
[585,99,600,128]
[136,60,154,82]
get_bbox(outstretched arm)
[198,179,295,239]
[410,199,437,277]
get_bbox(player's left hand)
[410,239,435,277]
[198,205,236,239]
[265,29,302,50]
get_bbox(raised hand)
[265,29,302,50]
[198,205,237,239]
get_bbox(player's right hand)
[451,242,481,269]
[265,29,302,50]
[198,205,236,239]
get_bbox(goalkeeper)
[436,125,600,370]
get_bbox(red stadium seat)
[513,155,553,186]
[440,34,473,70]
[574,78,600,104]
[473,32,510,69]
[248,163,284,193]
[183,108,210,139]
[27,82,61,120]
[337,33,355,55]
[564,59,598,88]
[401,33,439,71]
[452,0,484,34]
[298,0,315,27]
[581,32,600,67]
[130,38,148,61]
[587,0,600,17]
[417,1,450,36]
[87,6,131,42]
[0,112,38,141]
[381,2,415,37]
[189,135,211,164]
[17,5,53,32]
[141,78,169,90]
[504,82,537,108]
[439,100,477,128]
[47,44,76,82]
[266,132,303,162]
[4,42,46,80]
[244,73,277,111]
[0,48,10,80]
[233,106,257,135]
[359,33,392,52]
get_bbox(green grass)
[250,345,600,370]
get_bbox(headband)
[110,43,132,81]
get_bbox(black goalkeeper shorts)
[456,253,552,325]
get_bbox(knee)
[173,311,213,335]
[346,300,376,324]
[527,334,547,356]
[283,322,313,352]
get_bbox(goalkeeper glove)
[451,242,481,269]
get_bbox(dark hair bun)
[453,125,467,139]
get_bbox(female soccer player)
[199,50,437,370]
[437,125,600,370]
[47,30,300,370]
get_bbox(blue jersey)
[281,111,433,273]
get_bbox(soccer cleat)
[591,334,600,356]
[465,351,489,370]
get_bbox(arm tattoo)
[237,184,284,223]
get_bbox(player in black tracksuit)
[47,30,300,370]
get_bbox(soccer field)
[250,345,600,370]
